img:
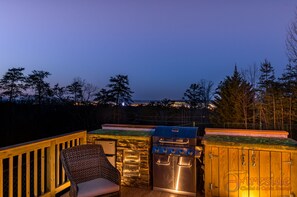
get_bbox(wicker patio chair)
[61,144,121,197]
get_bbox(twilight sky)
[0,1,296,100]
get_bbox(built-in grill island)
[87,124,203,194]
[152,126,201,196]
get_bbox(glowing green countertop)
[88,129,153,137]
[202,135,297,150]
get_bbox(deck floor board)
[60,186,204,197]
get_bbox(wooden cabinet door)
[204,146,219,196]
[249,150,296,197]
[204,146,297,197]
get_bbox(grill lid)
[153,126,198,138]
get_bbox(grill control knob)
[162,148,167,153]
[170,149,175,154]
[153,147,159,153]
[187,150,194,155]
[179,149,184,154]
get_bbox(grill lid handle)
[177,157,193,167]
[158,139,189,145]
[156,157,170,166]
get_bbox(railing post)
[26,152,30,197]
[34,150,38,197]
[9,156,13,197]
[0,158,3,197]
[80,131,87,144]
[18,155,22,197]
[41,148,45,195]
[46,141,56,196]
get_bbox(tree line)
[1,57,297,134]
[0,68,133,106]
[0,66,214,108]
[211,12,297,138]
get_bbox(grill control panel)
[152,145,196,156]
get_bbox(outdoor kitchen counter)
[202,134,297,196]
[88,129,153,137]
[87,129,153,189]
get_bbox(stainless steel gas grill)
[152,126,199,196]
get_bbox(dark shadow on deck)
[60,186,204,197]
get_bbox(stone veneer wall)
[87,134,152,188]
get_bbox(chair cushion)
[77,178,120,197]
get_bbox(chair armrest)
[64,168,79,196]
[61,152,79,196]
[100,160,121,185]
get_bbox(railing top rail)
[0,130,87,158]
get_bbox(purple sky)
[0,1,296,100]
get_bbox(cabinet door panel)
[249,150,260,197]
[204,146,212,196]
[228,148,239,197]
[211,147,219,197]
[259,151,271,197]
[271,151,281,196]
[219,147,229,196]
[281,152,291,196]
[239,149,248,197]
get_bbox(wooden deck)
[60,186,204,197]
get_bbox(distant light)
[121,102,125,106]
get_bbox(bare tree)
[241,64,259,129]
[286,9,297,64]
[83,83,97,102]
[200,79,214,109]
[67,77,97,104]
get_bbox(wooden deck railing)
[0,130,87,197]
